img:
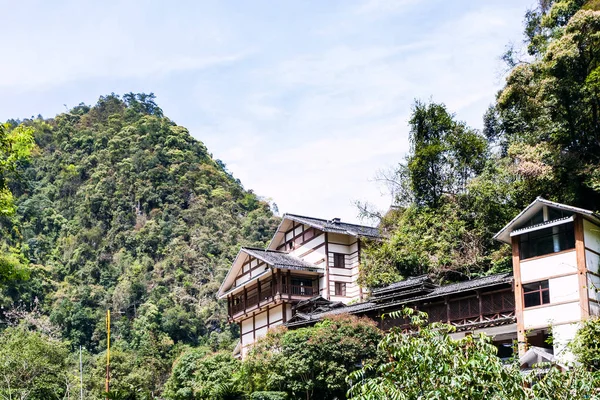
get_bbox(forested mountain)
[0,93,279,395]
[2,0,600,398]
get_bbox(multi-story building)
[494,197,600,361]
[217,213,380,357]
[219,198,600,362]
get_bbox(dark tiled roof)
[284,213,381,239]
[285,273,513,326]
[242,247,323,272]
[372,275,432,295]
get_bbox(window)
[334,282,346,296]
[523,280,550,308]
[519,222,575,259]
[333,253,345,268]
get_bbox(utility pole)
[79,346,84,400]
[105,310,110,399]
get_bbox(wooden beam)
[358,238,363,301]
[512,236,526,357]
[575,215,590,319]
[325,232,330,300]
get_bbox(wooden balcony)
[380,289,516,332]
[228,275,318,319]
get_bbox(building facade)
[219,198,600,362]
[217,214,379,357]
[494,197,600,361]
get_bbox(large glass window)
[519,222,575,259]
[523,280,550,308]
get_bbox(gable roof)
[267,213,380,251]
[493,197,600,244]
[242,247,322,271]
[284,213,381,238]
[217,247,323,299]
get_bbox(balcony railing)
[380,289,516,331]
[228,278,317,317]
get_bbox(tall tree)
[407,101,487,207]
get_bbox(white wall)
[549,275,580,303]
[523,302,581,329]
[584,220,600,254]
[328,234,361,302]
[552,323,580,364]
[520,251,577,283]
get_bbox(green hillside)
[0,93,279,394]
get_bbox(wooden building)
[217,214,380,357]
[219,198,600,362]
[494,197,600,361]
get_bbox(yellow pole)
[105,310,110,398]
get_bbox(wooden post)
[287,270,291,300]
[512,236,527,357]
[575,215,590,319]
[258,279,262,304]
[276,269,281,295]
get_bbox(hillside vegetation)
[0,93,279,396]
[2,0,600,399]
[360,0,600,287]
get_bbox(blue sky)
[0,0,531,223]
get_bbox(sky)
[0,0,532,224]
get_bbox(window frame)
[332,253,346,268]
[523,280,550,308]
[334,282,346,296]
[519,222,575,260]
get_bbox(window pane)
[542,290,550,304]
[540,281,549,289]
[519,223,575,259]
[524,292,541,307]
[523,283,540,293]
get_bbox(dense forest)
[1,0,600,399]
[360,0,600,288]
[0,93,279,397]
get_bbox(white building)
[217,214,379,358]
[218,198,600,362]
[494,197,600,361]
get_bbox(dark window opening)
[523,280,550,308]
[523,209,544,229]
[519,222,575,259]
[335,282,346,296]
[333,253,346,268]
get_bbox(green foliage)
[0,93,278,396]
[0,326,71,400]
[348,308,526,399]
[491,7,600,209]
[249,392,287,400]
[572,317,600,370]
[163,349,241,400]
[0,123,35,217]
[348,308,600,400]
[407,101,487,207]
[364,4,600,288]
[243,315,382,400]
